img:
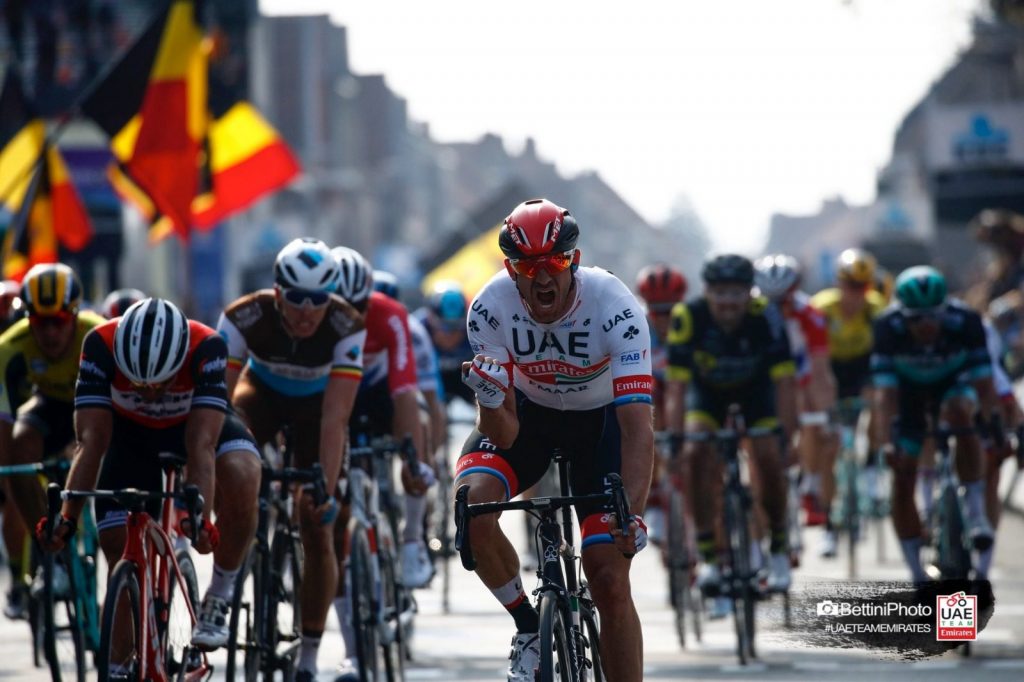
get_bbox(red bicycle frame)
[109,467,210,681]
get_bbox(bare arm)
[807,352,837,413]
[392,390,426,463]
[61,408,113,521]
[320,375,359,491]
[665,379,687,437]
[617,402,655,513]
[184,408,224,520]
[426,390,446,462]
[225,364,241,401]
[872,386,898,445]
[0,420,13,466]
[774,374,798,440]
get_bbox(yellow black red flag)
[81,0,206,240]
[0,70,93,280]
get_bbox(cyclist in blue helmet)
[414,281,475,406]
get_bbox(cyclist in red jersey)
[329,247,434,680]
[634,264,687,549]
[40,298,261,654]
[755,255,839,555]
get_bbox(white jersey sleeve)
[408,314,441,394]
[983,318,1013,398]
[216,312,248,364]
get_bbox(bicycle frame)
[455,450,630,681]
[60,464,210,681]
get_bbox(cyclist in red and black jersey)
[42,298,261,653]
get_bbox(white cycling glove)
[462,357,510,409]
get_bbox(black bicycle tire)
[725,488,753,665]
[349,524,380,682]
[580,601,603,682]
[267,526,303,677]
[163,548,200,677]
[938,486,971,580]
[842,456,859,578]
[538,593,573,682]
[667,489,688,648]
[378,540,406,682]
[41,549,86,682]
[97,560,142,681]
[225,543,259,682]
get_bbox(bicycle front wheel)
[936,485,971,580]
[97,560,142,681]
[226,543,259,682]
[265,526,303,676]
[378,537,407,682]
[348,523,380,682]
[666,488,689,648]
[725,489,756,665]
[580,601,603,682]
[538,593,574,682]
[37,549,87,682]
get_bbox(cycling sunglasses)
[904,305,945,322]
[279,287,331,308]
[29,311,74,327]
[507,250,575,278]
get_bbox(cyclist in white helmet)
[44,298,262,656]
[217,238,367,681]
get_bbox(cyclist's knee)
[584,560,632,609]
[943,398,974,427]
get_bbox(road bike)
[2,458,100,682]
[685,406,783,665]
[455,448,633,682]
[655,432,703,649]
[225,445,329,680]
[346,434,419,682]
[53,453,208,681]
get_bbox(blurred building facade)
[765,9,1024,293]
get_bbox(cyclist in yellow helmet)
[0,264,105,612]
[808,249,887,557]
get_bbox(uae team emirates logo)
[936,591,977,641]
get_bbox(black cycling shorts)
[686,380,777,430]
[17,394,74,457]
[455,391,626,551]
[95,410,258,531]
[832,355,872,400]
[351,379,394,440]
[232,370,323,469]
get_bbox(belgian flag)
[83,0,300,242]
[81,0,207,240]
[0,70,93,280]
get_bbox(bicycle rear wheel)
[97,560,142,680]
[538,593,574,682]
[666,488,689,648]
[349,523,380,682]
[226,543,260,682]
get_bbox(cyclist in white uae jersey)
[456,199,653,682]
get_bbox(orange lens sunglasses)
[507,251,575,278]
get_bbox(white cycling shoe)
[766,553,792,593]
[507,632,540,682]
[401,541,434,588]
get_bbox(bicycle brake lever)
[182,484,203,544]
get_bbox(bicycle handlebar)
[0,458,70,479]
[454,473,633,571]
